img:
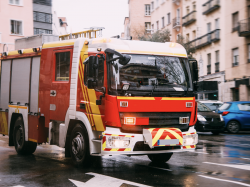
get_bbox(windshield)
[203,103,222,111]
[110,54,192,93]
[219,103,231,110]
[198,102,212,112]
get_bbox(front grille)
[206,118,221,122]
[120,112,191,126]
[120,112,191,133]
[133,141,181,151]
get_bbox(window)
[151,1,154,11]
[167,13,171,24]
[232,12,239,32]
[145,22,151,33]
[186,6,190,14]
[215,50,219,72]
[55,52,71,81]
[238,103,250,111]
[192,30,196,40]
[156,21,159,30]
[162,17,165,28]
[33,11,52,23]
[193,3,196,11]
[219,103,231,110]
[215,18,219,29]
[34,28,52,35]
[156,0,159,8]
[232,48,239,66]
[207,53,211,74]
[152,24,154,33]
[145,4,151,16]
[186,33,189,42]
[9,0,21,5]
[10,20,22,35]
[248,44,250,63]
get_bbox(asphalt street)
[0,132,250,187]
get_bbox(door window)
[55,51,70,81]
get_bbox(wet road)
[1,132,250,187]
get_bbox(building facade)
[33,0,53,35]
[0,0,33,53]
[183,0,250,102]
[52,10,68,36]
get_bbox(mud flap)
[143,128,183,148]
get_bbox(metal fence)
[203,0,220,15]
[182,11,196,26]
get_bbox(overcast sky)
[53,0,129,37]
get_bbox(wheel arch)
[9,113,23,146]
[64,111,97,157]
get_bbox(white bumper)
[101,126,197,156]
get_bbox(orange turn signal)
[124,117,136,125]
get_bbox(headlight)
[220,114,224,121]
[106,136,131,148]
[197,114,206,121]
[183,134,198,146]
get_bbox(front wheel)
[148,153,173,163]
[70,124,90,167]
[227,121,240,134]
[13,117,37,155]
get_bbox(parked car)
[197,100,223,112]
[217,101,250,133]
[195,102,225,135]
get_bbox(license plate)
[158,139,179,146]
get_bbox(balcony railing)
[182,11,196,27]
[215,62,220,72]
[173,17,181,29]
[172,0,180,5]
[232,56,239,67]
[187,29,220,49]
[203,0,220,15]
[238,18,250,37]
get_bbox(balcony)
[173,17,181,30]
[182,11,196,27]
[238,18,250,37]
[172,0,180,5]
[203,0,220,15]
[232,56,239,67]
[207,64,211,75]
[186,29,220,49]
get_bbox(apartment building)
[183,0,250,101]
[33,0,53,35]
[224,0,250,101]
[0,0,33,53]
[124,0,183,42]
[124,0,152,40]
[150,0,182,42]
[52,11,68,36]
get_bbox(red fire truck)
[0,34,198,166]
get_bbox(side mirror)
[86,56,99,89]
[105,48,131,65]
[188,59,199,91]
[96,87,106,105]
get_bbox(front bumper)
[195,121,225,132]
[101,126,197,156]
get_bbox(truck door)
[50,48,73,121]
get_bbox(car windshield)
[219,103,231,110]
[198,102,212,112]
[203,103,222,111]
[110,54,192,93]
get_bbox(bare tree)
[176,35,196,59]
[135,28,171,43]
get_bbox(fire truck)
[0,32,198,166]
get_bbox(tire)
[211,131,220,135]
[13,117,37,155]
[70,124,91,167]
[227,121,240,134]
[148,153,173,163]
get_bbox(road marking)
[69,172,152,187]
[199,175,250,187]
[203,162,250,171]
